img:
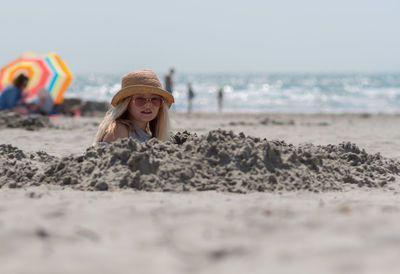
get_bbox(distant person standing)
[0,74,30,114]
[164,68,174,94]
[217,87,224,112]
[187,82,195,113]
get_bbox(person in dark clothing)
[0,74,30,114]
[187,82,195,113]
[164,68,174,94]
[217,87,224,112]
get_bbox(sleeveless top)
[129,123,151,142]
[98,123,151,146]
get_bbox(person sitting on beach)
[94,69,174,145]
[0,74,30,114]
[25,87,55,115]
[36,87,54,115]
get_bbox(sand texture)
[0,111,53,131]
[1,131,399,193]
[1,112,400,274]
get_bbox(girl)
[94,69,174,145]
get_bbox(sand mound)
[58,98,108,116]
[0,111,53,130]
[1,130,399,192]
[0,144,55,188]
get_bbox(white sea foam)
[66,73,400,113]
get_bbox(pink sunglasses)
[132,97,163,107]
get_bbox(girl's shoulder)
[103,121,129,142]
[115,121,130,135]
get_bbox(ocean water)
[66,73,400,113]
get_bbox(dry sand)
[1,112,400,274]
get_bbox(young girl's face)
[128,93,162,123]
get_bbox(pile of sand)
[58,98,108,116]
[0,111,53,130]
[0,130,399,192]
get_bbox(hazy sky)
[1,0,399,74]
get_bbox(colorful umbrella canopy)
[0,52,73,104]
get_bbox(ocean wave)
[66,73,400,113]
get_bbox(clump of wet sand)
[0,111,53,131]
[0,144,55,188]
[0,130,399,192]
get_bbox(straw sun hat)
[111,69,174,108]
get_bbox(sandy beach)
[2,0,399,272]
[1,112,400,273]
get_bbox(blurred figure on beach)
[217,87,224,112]
[187,82,195,113]
[94,69,174,145]
[164,68,174,94]
[36,88,54,115]
[0,74,30,114]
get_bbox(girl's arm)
[102,122,129,143]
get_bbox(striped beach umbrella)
[0,52,73,104]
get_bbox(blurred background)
[1,0,399,113]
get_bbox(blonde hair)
[93,97,171,145]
